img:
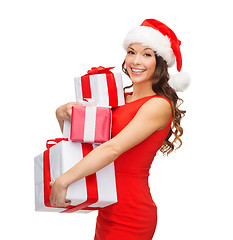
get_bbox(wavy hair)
[122,54,186,155]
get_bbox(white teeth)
[131,68,145,73]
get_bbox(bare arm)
[50,98,171,207]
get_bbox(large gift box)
[74,66,125,108]
[70,99,112,143]
[34,138,117,213]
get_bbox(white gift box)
[34,138,117,213]
[74,67,125,108]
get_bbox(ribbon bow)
[46,138,68,149]
[87,66,115,75]
[76,98,97,107]
[76,98,111,109]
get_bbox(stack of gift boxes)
[34,66,125,213]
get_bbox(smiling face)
[125,43,156,85]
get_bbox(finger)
[51,202,69,208]
[49,181,54,187]
[64,200,71,207]
[70,102,79,106]
[49,196,55,206]
[67,108,72,121]
[50,201,56,207]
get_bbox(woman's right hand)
[56,102,79,131]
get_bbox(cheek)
[125,59,131,72]
[150,64,156,73]
[145,64,156,79]
[147,60,156,73]
[125,57,130,66]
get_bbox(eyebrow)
[144,47,153,51]
[128,47,135,50]
[128,46,153,51]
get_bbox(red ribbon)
[86,66,115,75]
[43,138,72,209]
[106,71,118,107]
[46,138,68,149]
[81,66,118,107]
[62,143,99,213]
[43,139,99,213]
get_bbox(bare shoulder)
[138,97,171,119]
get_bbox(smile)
[131,68,146,73]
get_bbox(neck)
[130,82,156,101]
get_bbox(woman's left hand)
[49,177,71,208]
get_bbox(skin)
[50,43,171,207]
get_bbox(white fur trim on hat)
[168,72,191,92]
[123,26,175,67]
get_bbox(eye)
[127,50,135,55]
[144,53,152,57]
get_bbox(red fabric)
[94,94,172,240]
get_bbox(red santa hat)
[123,19,190,92]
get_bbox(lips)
[131,68,146,74]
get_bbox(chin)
[129,74,151,84]
[131,77,150,85]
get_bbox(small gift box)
[74,66,125,108]
[34,137,117,213]
[70,99,111,143]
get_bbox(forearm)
[58,141,119,188]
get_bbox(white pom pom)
[168,72,191,92]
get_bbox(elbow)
[100,141,122,163]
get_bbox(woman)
[50,19,189,239]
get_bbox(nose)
[133,54,141,66]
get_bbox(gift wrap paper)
[74,70,125,108]
[70,105,112,143]
[34,140,117,213]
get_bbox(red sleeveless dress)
[94,94,172,240]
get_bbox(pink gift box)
[70,105,112,143]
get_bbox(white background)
[1,0,232,239]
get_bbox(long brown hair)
[122,54,186,155]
